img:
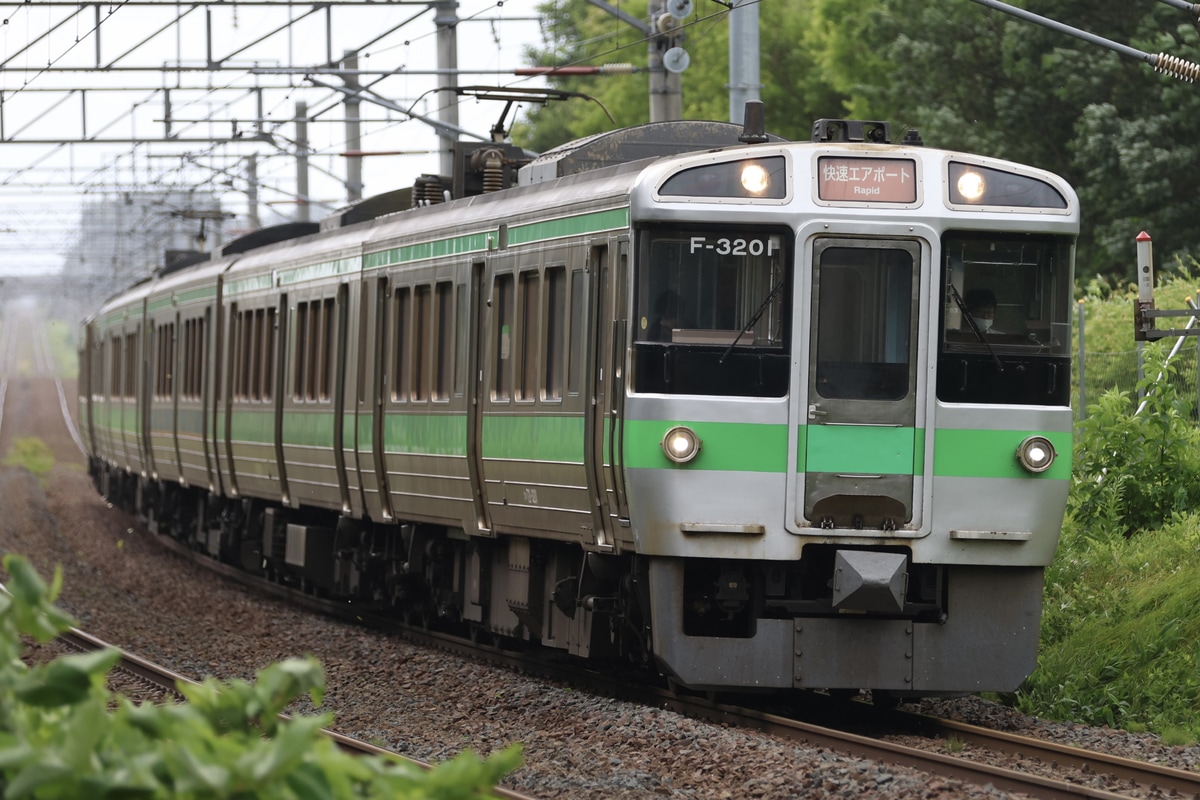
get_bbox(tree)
[511,0,846,150]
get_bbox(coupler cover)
[831,550,907,613]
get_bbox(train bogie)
[80,116,1079,697]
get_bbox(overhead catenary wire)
[969,0,1200,82]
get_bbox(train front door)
[793,237,924,534]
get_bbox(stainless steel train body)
[79,119,1078,696]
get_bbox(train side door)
[367,277,393,520]
[466,261,492,534]
[795,237,924,534]
[584,241,629,548]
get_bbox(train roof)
[519,120,786,186]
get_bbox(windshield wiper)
[719,280,786,364]
[948,283,1004,372]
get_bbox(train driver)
[963,288,1002,335]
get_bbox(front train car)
[624,121,1077,695]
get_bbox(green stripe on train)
[277,257,361,286]
[803,425,924,475]
[624,419,789,472]
[224,274,274,296]
[508,208,629,245]
[364,233,491,270]
[383,413,468,456]
[933,428,1071,480]
[481,415,585,462]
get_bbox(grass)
[1019,514,1200,742]
[3,437,55,476]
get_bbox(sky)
[0,0,558,280]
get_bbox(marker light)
[1015,435,1056,474]
[740,163,770,195]
[661,425,702,464]
[956,170,986,202]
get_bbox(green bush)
[1068,341,1200,539]
[1023,514,1200,738]
[0,554,520,799]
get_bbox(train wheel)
[468,623,494,646]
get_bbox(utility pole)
[728,0,760,123]
[295,100,310,223]
[245,154,261,230]
[647,0,683,122]
[435,0,460,178]
[586,0,684,122]
[342,49,363,204]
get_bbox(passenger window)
[392,287,410,403]
[453,285,467,397]
[567,269,584,396]
[518,271,540,401]
[109,336,121,398]
[413,285,431,402]
[124,333,137,399]
[493,274,514,400]
[434,281,453,402]
[544,267,566,401]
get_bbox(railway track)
[4,306,1198,799]
[146,529,1200,800]
[43,624,540,800]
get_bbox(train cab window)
[632,225,791,397]
[938,232,1073,405]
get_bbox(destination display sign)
[817,157,918,203]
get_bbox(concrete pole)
[647,0,683,122]
[245,154,261,230]
[343,49,363,203]
[435,0,460,179]
[728,0,761,123]
[295,100,310,223]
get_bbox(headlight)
[740,163,770,195]
[661,426,702,464]
[955,170,986,202]
[1015,436,1056,473]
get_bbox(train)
[78,110,1078,699]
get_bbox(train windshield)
[632,225,792,397]
[937,232,1073,406]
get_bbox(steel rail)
[149,531,1183,800]
[900,711,1200,799]
[49,623,540,800]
